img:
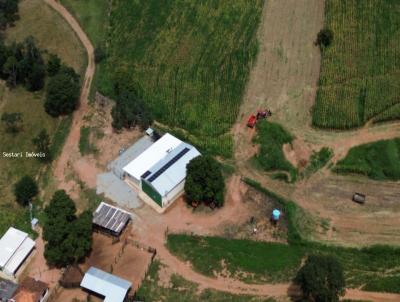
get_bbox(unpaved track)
[44,1,400,301]
[44,0,95,194]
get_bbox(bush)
[1,112,23,133]
[316,28,333,48]
[14,175,38,206]
[94,46,106,63]
[295,255,345,302]
[185,155,225,207]
[32,129,52,162]
[44,66,80,117]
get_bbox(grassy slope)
[253,120,298,182]
[167,180,400,293]
[97,0,263,157]
[334,138,400,180]
[136,260,275,302]
[0,0,85,236]
[313,0,400,129]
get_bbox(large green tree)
[44,65,80,117]
[14,175,38,206]
[295,254,345,302]
[43,190,92,267]
[184,155,225,207]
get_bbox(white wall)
[162,180,185,207]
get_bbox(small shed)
[0,277,18,301]
[352,193,366,204]
[92,202,131,236]
[80,267,131,302]
[0,227,35,276]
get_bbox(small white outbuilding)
[0,227,35,276]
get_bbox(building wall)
[162,180,185,207]
[141,181,162,207]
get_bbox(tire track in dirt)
[44,0,95,196]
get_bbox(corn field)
[313,0,400,129]
[98,0,264,157]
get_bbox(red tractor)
[247,109,271,128]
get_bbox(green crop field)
[334,138,400,180]
[97,0,263,157]
[312,0,400,129]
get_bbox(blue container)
[272,209,281,221]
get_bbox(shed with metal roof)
[80,267,131,302]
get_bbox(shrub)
[316,28,333,48]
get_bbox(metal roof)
[142,143,201,197]
[80,267,131,302]
[93,202,131,234]
[0,227,35,275]
[0,277,18,300]
[122,133,182,181]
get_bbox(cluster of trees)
[111,88,153,131]
[43,190,92,267]
[295,254,345,302]
[0,37,46,90]
[184,155,225,207]
[0,0,19,29]
[44,63,80,117]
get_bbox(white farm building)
[0,227,35,276]
[123,133,200,212]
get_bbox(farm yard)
[95,0,264,157]
[313,0,400,129]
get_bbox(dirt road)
[44,0,95,196]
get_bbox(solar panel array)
[147,147,190,183]
[93,202,131,235]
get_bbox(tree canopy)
[0,0,19,29]
[184,155,225,207]
[111,88,153,131]
[14,175,38,206]
[316,28,334,49]
[1,112,22,133]
[44,65,80,117]
[32,128,52,162]
[295,254,345,302]
[43,190,92,267]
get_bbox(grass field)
[136,260,275,302]
[312,0,400,129]
[96,0,263,157]
[167,180,400,292]
[334,138,400,180]
[253,120,298,182]
[0,0,85,236]
[59,0,110,47]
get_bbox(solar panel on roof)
[141,171,151,179]
[92,203,131,234]
[148,147,190,182]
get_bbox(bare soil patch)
[282,139,313,170]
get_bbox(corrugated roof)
[80,267,131,302]
[92,202,131,234]
[143,143,201,196]
[0,227,35,275]
[0,277,18,300]
[122,133,182,181]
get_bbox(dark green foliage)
[253,120,297,182]
[32,129,52,162]
[44,65,80,117]
[1,111,22,133]
[313,0,400,128]
[43,190,92,267]
[98,0,264,156]
[13,175,38,206]
[94,46,105,63]
[184,155,225,207]
[0,0,19,29]
[302,147,333,178]
[363,275,400,293]
[295,255,345,302]
[316,28,333,48]
[47,54,61,76]
[111,88,153,131]
[334,138,400,180]
[0,37,46,90]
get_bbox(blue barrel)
[272,209,281,221]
